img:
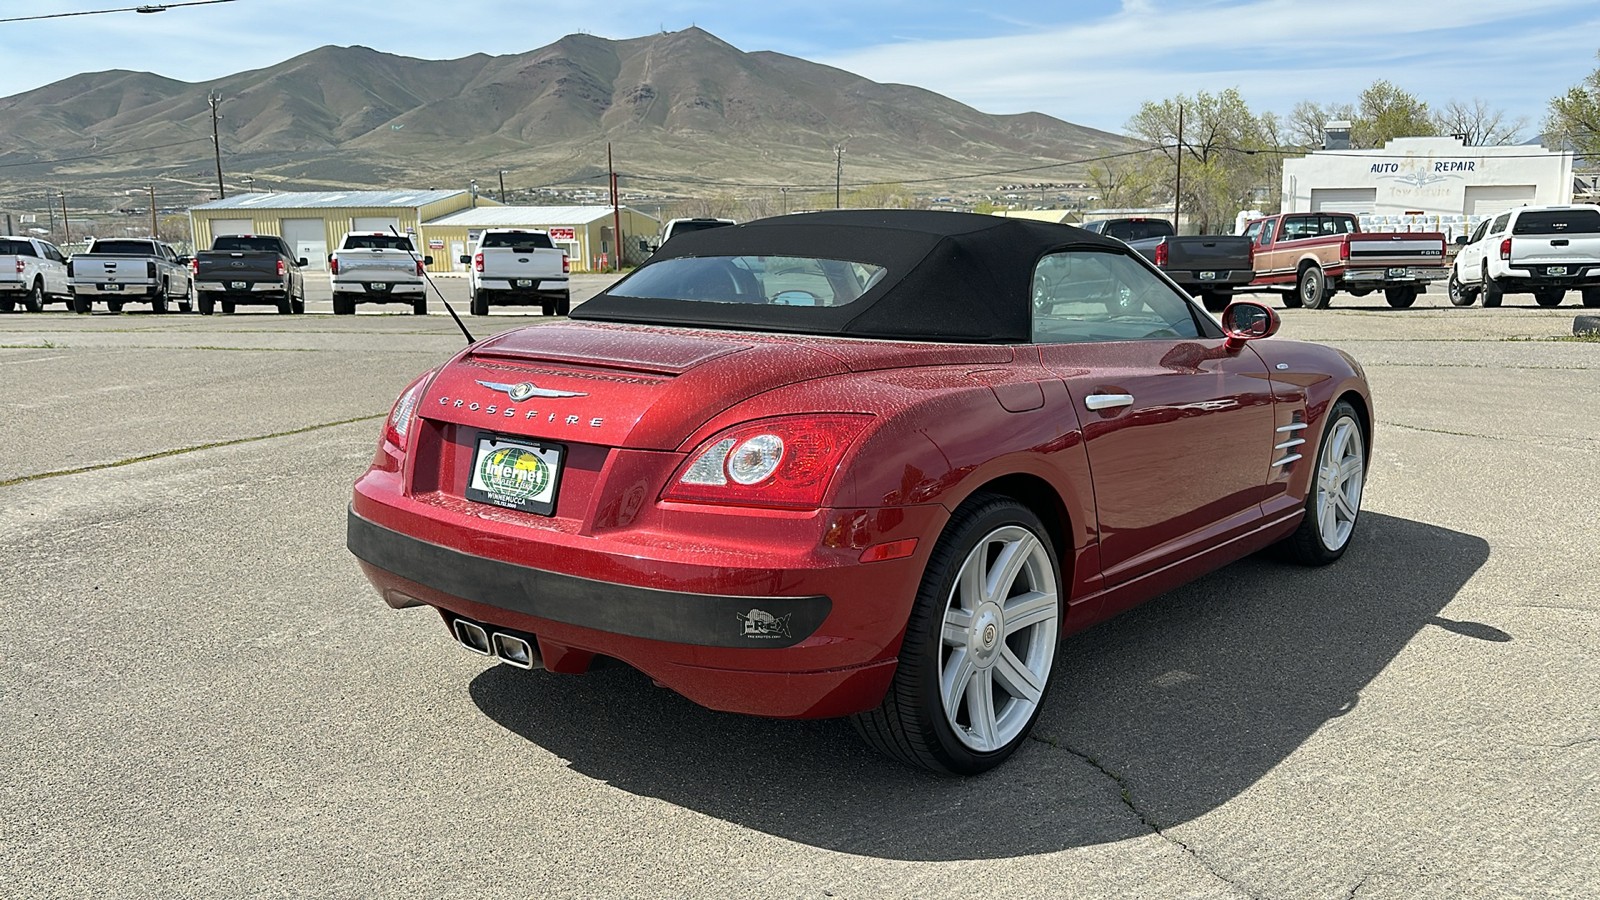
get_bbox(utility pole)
[834,143,845,209]
[208,91,225,199]
[148,185,158,238]
[46,190,56,233]
[59,191,70,244]
[498,170,507,204]
[780,187,789,215]
[1172,103,1184,232]
[608,142,622,273]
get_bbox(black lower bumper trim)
[347,508,830,648]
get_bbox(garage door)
[1464,185,1536,217]
[352,216,399,233]
[281,218,327,271]
[209,218,254,241]
[1310,188,1377,216]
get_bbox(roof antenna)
[391,225,474,344]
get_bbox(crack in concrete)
[0,414,384,488]
[1034,735,1263,899]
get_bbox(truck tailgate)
[1162,237,1253,271]
[480,247,565,280]
[197,252,280,280]
[1511,235,1600,266]
[1347,233,1446,267]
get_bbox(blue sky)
[1,0,1596,136]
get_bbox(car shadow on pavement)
[469,512,1489,861]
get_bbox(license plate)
[368,282,390,292]
[1386,267,1409,277]
[1548,266,1568,276]
[101,283,123,291]
[516,279,533,288]
[231,281,247,290]
[465,433,564,516]
[1198,271,1217,281]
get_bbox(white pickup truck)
[329,232,433,315]
[67,237,194,314]
[0,235,70,312]
[461,228,570,316]
[1449,204,1600,308]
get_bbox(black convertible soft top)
[571,209,1127,343]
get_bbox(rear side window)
[0,239,36,256]
[1318,215,1358,235]
[1490,213,1511,234]
[480,232,555,249]
[212,236,284,253]
[343,234,416,251]
[1031,250,1202,344]
[1512,210,1600,235]
[609,255,884,307]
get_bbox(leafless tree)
[1434,98,1527,146]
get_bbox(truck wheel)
[1383,286,1418,309]
[199,296,215,315]
[554,291,571,316]
[1481,265,1503,308]
[469,291,488,316]
[1447,271,1476,307]
[177,282,193,313]
[333,295,354,316]
[73,293,92,314]
[412,297,428,316]
[151,284,169,314]
[291,291,305,315]
[0,298,13,313]
[277,295,293,314]
[25,280,45,312]
[1583,288,1600,308]
[1281,290,1304,309]
[222,300,236,315]
[541,301,555,316]
[107,300,124,313]
[1534,289,1564,308]
[1198,291,1228,313]
[1298,266,1332,309]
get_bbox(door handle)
[1085,393,1135,410]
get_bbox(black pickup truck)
[192,234,308,315]
[1081,218,1255,312]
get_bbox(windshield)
[1513,210,1600,235]
[1096,220,1173,241]
[343,234,416,251]
[480,232,554,249]
[212,236,283,253]
[90,240,157,255]
[608,255,887,307]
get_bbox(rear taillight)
[562,255,570,274]
[382,373,432,453]
[1500,238,1512,261]
[1340,240,1349,261]
[1153,241,1168,267]
[473,252,484,273]
[661,414,873,509]
[276,259,286,277]
[13,259,22,274]
[189,258,198,276]
[416,259,426,276]
[146,261,156,278]
[330,257,340,275]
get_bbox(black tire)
[107,300,124,313]
[333,295,355,316]
[73,293,92,314]
[277,295,293,314]
[1281,290,1304,309]
[1383,286,1418,309]
[1274,400,1366,566]
[1298,266,1331,309]
[469,291,488,317]
[291,294,305,315]
[1481,266,1503,308]
[541,301,555,316]
[1447,270,1476,307]
[851,494,1062,776]
[554,291,571,316]
[412,297,427,316]
[222,300,236,315]
[1583,288,1600,309]
[199,296,215,316]
[1534,289,1564,308]
[151,285,169,315]
[0,298,13,313]
[25,280,45,313]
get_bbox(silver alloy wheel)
[1315,414,1364,552]
[937,525,1059,752]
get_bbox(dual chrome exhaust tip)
[451,617,541,670]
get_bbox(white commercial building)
[1281,137,1575,241]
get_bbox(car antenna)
[390,226,474,344]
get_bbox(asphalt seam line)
[0,414,385,488]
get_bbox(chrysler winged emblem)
[476,379,586,401]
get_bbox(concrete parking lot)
[1,283,1595,899]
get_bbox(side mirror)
[1454,235,1468,245]
[422,255,434,266]
[297,257,308,267]
[458,255,470,264]
[1220,299,1280,353]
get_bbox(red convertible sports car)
[348,210,1371,775]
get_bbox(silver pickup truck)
[329,232,433,315]
[461,228,570,316]
[68,237,194,314]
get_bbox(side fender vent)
[1272,410,1307,475]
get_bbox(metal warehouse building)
[421,206,660,273]
[1282,137,1576,233]
[189,190,493,272]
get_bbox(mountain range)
[0,28,1130,210]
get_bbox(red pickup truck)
[1242,212,1447,309]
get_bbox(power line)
[0,137,213,169]
[0,0,238,24]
